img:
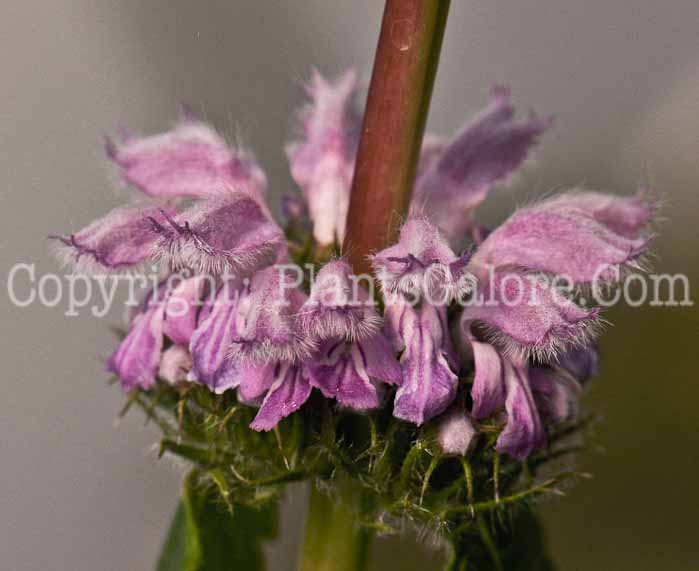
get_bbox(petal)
[461,269,599,361]
[417,134,447,178]
[437,409,478,456]
[299,260,381,341]
[250,363,312,431]
[556,345,598,384]
[162,275,208,346]
[286,70,360,245]
[360,332,403,386]
[153,194,286,276]
[231,266,315,363]
[542,189,656,239]
[238,362,277,403]
[308,334,400,410]
[470,196,653,285]
[188,281,240,390]
[107,116,267,200]
[158,345,192,385]
[469,338,506,419]
[50,204,172,274]
[372,217,471,303]
[281,194,307,221]
[387,299,459,425]
[529,365,582,424]
[107,304,164,390]
[308,340,378,409]
[496,362,546,460]
[413,86,551,245]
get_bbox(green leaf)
[157,471,278,571]
[157,502,189,571]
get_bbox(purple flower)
[384,296,459,425]
[188,279,243,391]
[150,193,287,276]
[466,332,592,458]
[52,71,656,457]
[247,362,313,431]
[372,217,472,304]
[307,337,400,410]
[50,204,174,274]
[469,192,653,285]
[298,260,380,341]
[286,70,361,245]
[230,266,314,364]
[413,86,552,246]
[107,274,206,390]
[106,110,268,201]
[301,261,401,411]
[159,345,193,385]
[461,268,599,361]
[437,408,478,456]
[497,359,547,460]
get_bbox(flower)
[286,70,361,246]
[411,86,553,248]
[437,408,478,456]
[52,71,655,457]
[301,260,401,411]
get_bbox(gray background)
[1,1,698,569]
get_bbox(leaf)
[157,471,279,571]
[157,501,189,571]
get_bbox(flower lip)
[413,86,552,246]
[106,113,268,201]
[298,259,382,342]
[372,217,474,304]
[152,194,287,277]
[49,203,174,275]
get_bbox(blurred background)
[1,1,697,569]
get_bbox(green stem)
[299,482,373,571]
[343,0,451,274]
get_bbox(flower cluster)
[52,71,655,460]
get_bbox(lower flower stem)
[298,482,373,571]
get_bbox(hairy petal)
[286,70,360,245]
[159,345,192,385]
[188,282,241,390]
[106,117,267,200]
[50,204,172,274]
[496,362,546,460]
[437,409,478,456]
[153,194,286,276]
[413,87,551,245]
[231,266,314,363]
[461,269,599,361]
[387,299,459,425]
[372,217,472,303]
[469,338,506,419]
[299,260,381,341]
[250,363,312,431]
[470,198,653,285]
[542,189,656,239]
[107,303,164,390]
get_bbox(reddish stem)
[342,0,450,275]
